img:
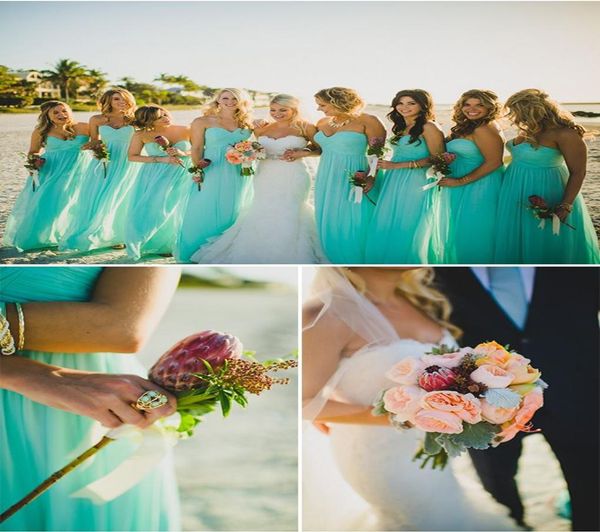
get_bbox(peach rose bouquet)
[373,341,546,470]
[225,140,266,176]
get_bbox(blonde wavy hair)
[203,88,253,129]
[270,93,308,136]
[450,89,501,140]
[132,105,168,130]
[98,88,136,121]
[36,100,76,146]
[343,267,462,340]
[505,89,586,146]
[314,87,365,115]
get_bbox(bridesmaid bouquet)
[22,153,45,191]
[422,152,456,191]
[0,330,297,522]
[348,170,376,205]
[225,140,266,176]
[366,136,388,178]
[88,140,110,179]
[154,135,185,168]
[373,341,546,470]
[528,195,575,235]
[189,159,212,191]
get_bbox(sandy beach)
[1,105,598,264]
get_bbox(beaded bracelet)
[0,311,16,356]
[15,303,25,351]
[556,202,573,213]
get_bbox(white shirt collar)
[471,268,536,304]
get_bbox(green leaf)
[484,388,522,408]
[435,433,467,457]
[219,390,231,417]
[232,392,248,408]
[177,413,200,435]
[179,403,216,418]
[371,390,388,416]
[445,421,498,452]
[423,432,442,455]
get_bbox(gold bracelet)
[557,202,573,213]
[15,303,25,351]
[0,313,16,356]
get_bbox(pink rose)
[473,341,512,368]
[421,348,469,368]
[386,357,425,385]
[421,391,482,424]
[413,409,464,434]
[383,385,425,421]
[226,151,243,165]
[480,399,519,424]
[471,364,514,388]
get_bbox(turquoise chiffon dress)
[60,125,140,251]
[175,128,253,263]
[494,140,600,264]
[3,135,91,252]
[365,135,433,264]
[0,267,180,531]
[432,138,504,264]
[313,131,377,263]
[125,141,191,260]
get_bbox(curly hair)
[202,88,254,130]
[36,101,76,146]
[387,90,435,145]
[314,87,365,115]
[98,88,136,122]
[505,89,586,146]
[449,89,501,140]
[270,93,308,136]
[342,267,463,340]
[132,105,168,130]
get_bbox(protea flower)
[418,366,457,391]
[153,135,185,167]
[528,195,549,209]
[149,330,242,392]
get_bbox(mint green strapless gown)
[365,136,433,264]
[3,135,91,252]
[494,140,600,264]
[175,128,253,263]
[125,141,191,260]
[60,125,140,251]
[314,131,376,263]
[0,267,180,531]
[432,138,504,263]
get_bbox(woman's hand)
[554,204,571,222]
[165,147,185,157]
[81,140,101,151]
[252,119,269,130]
[438,177,463,188]
[162,156,182,165]
[376,159,400,170]
[282,149,304,162]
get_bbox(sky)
[1,1,599,104]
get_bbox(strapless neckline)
[316,130,366,139]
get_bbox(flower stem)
[0,436,114,523]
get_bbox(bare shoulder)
[89,114,105,124]
[554,126,583,143]
[316,117,329,128]
[191,116,211,128]
[360,113,383,126]
[423,121,444,134]
[473,121,503,139]
[303,298,353,339]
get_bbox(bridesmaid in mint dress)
[365,89,444,264]
[312,87,386,263]
[433,89,505,263]
[175,88,255,263]
[495,89,600,264]
[3,101,90,252]
[60,89,140,252]
[125,106,191,260]
[0,267,181,531]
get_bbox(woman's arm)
[554,128,587,220]
[363,113,387,143]
[283,123,322,161]
[28,128,43,156]
[0,355,176,428]
[439,123,504,187]
[190,118,207,166]
[128,132,176,164]
[74,121,90,137]
[378,122,444,171]
[302,303,390,428]
[3,267,181,353]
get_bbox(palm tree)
[155,73,201,92]
[83,68,108,99]
[42,59,87,102]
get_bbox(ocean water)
[136,285,299,532]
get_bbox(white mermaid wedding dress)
[303,269,518,531]
[190,135,324,264]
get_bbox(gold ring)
[135,390,168,411]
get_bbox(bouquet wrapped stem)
[88,141,110,178]
[22,153,45,191]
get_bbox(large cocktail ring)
[135,390,168,411]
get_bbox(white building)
[12,70,61,99]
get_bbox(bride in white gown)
[190,94,324,264]
[302,267,518,531]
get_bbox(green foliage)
[371,390,388,416]
[443,421,499,454]
[423,431,442,455]
[0,65,36,107]
[426,344,460,356]
[484,388,522,408]
[42,58,88,102]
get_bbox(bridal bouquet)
[22,153,45,191]
[0,330,297,523]
[189,159,212,191]
[366,136,388,178]
[527,195,575,235]
[422,152,456,191]
[154,135,185,168]
[225,140,266,176]
[88,140,110,179]
[373,341,546,470]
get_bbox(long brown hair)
[36,101,76,146]
[387,89,435,145]
[132,105,168,130]
[450,89,501,140]
[505,88,586,146]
